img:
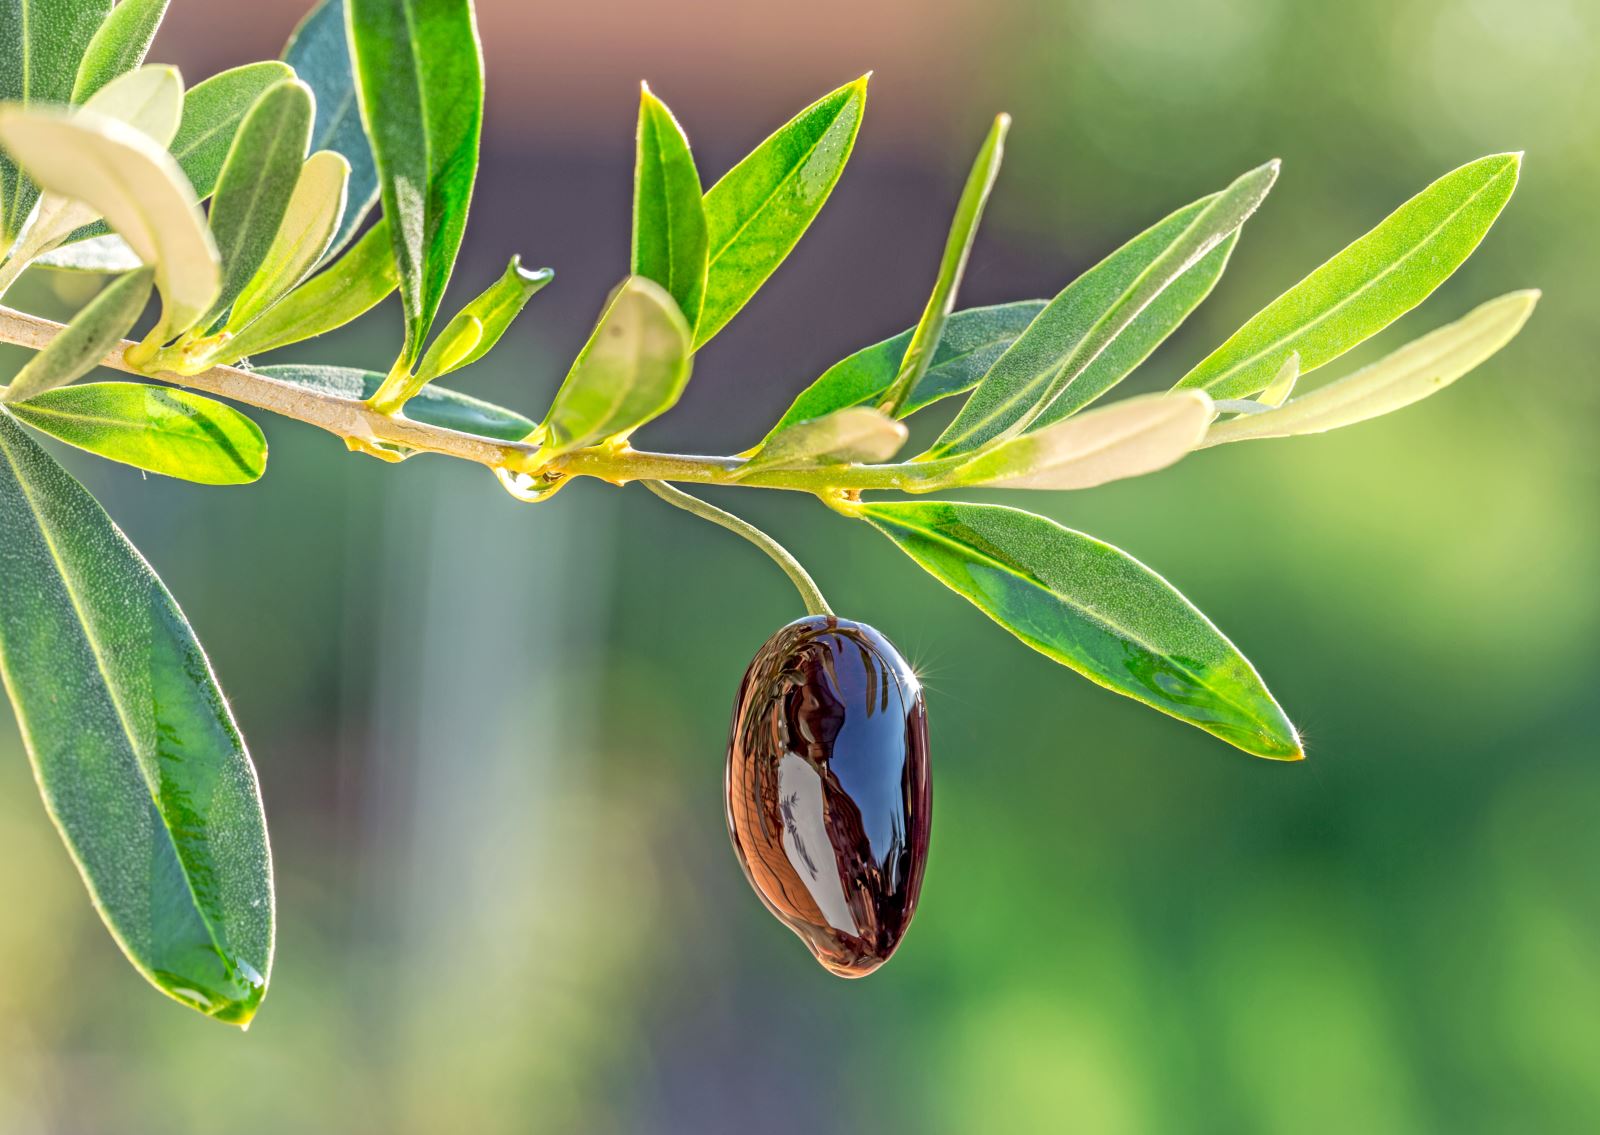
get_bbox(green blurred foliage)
[1,0,1596,1130]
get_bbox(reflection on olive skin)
[725,616,930,977]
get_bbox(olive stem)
[639,480,833,617]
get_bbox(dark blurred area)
[1,0,1596,1132]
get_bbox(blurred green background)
[1,0,1596,1131]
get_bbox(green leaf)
[255,362,536,441]
[71,0,170,103]
[632,83,707,329]
[413,255,553,384]
[931,390,1211,491]
[227,149,350,331]
[1176,153,1522,399]
[1257,351,1299,408]
[202,78,313,327]
[282,0,378,261]
[541,276,693,456]
[741,406,907,474]
[927,162,1277,459]
[35,231,139,271]
[222,218,396,361]
[0,0,112,242]
[763,300,1046,441]
[0,107,219,342]
[349,0,484,370]
[861,499,1301,759]
[169,61,295,201]
[1203,290,1538,447]
[696,75,867,348]
[3,265,152,402]
[880,113,1008,416]
[0,410,273,1023]
[7,381,266,484]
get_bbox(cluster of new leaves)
[0,0,1534,1026]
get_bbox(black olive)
[725,615,931,977]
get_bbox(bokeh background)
[1,0,1597,1131]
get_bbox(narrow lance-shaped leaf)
[349,0,484,375]
[201,79,313,328]
[0,411,274,1024]
[71,0,170,103]
[1176,153,1522,399]
[861,499,1302,759]
[3,266,153,403]
[0,0,111,242]
[7,381,266,484]
[633,83,707,328]
[412,255,553,384]
[928,161,1278,459]
[227,149,351,331]
[540,276,693,456]
[880,113,1009,415]
[257,362,537,442]
[282,0,377,261]
[932,390,1212,492]
[222,218,397,363]
[0,108,219,345]
[696,75,868,348]
[741,406,907,474]
[1203,290,1539,447]
[762,300,1045,441]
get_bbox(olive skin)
[725,616,931,977]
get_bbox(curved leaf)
[1176,153,1522,399]
[1203,290,1539,447]
[741,406,907,473]
[71,0,170,103]
[0,0,111,242]
[0,410,273,1023]
[282,0,378,260]
[170,61,295,201]
[696,75,867,347]
[349,0,484,370]
[202,78,313,326]
[633,84,706,328]
[3,265,153,402]
[764,300,1045,441]
[541,276,693,455]
[927,161,1277,459]
[227,149,350,331]
[413,255,552,384]
[8,381,265,484]
[862,499,1301,759]
[254,362,536,442]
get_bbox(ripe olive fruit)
[725,615,931,977]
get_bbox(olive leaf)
[7,381,267,484]
[223,219,397,361]
[282,0,378,261]
[201,78,314,328]
[349,0,484,375]
[2,265,153,403]
[256,362,537,442]
[740,406,907,474]
[71,0,170,103]
[879,113,1009,416]
[926,161,1277,459]
[930,390,1212,491]
[696,75,868,347]
[34,232,140,272]
[1203,290,1538,447]
[1175,153,1522,399]
[227,149,351,332]
[1257,351,1299,408]
[170,62,297,202]
[633,83,707,329]
[0,107,219,343]
[540,276,693,456]
[0,0,111,242]
[0,410,273,1025]
[412,256,553,385]
[763,301,1045,441]
[862,499,1301,759]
